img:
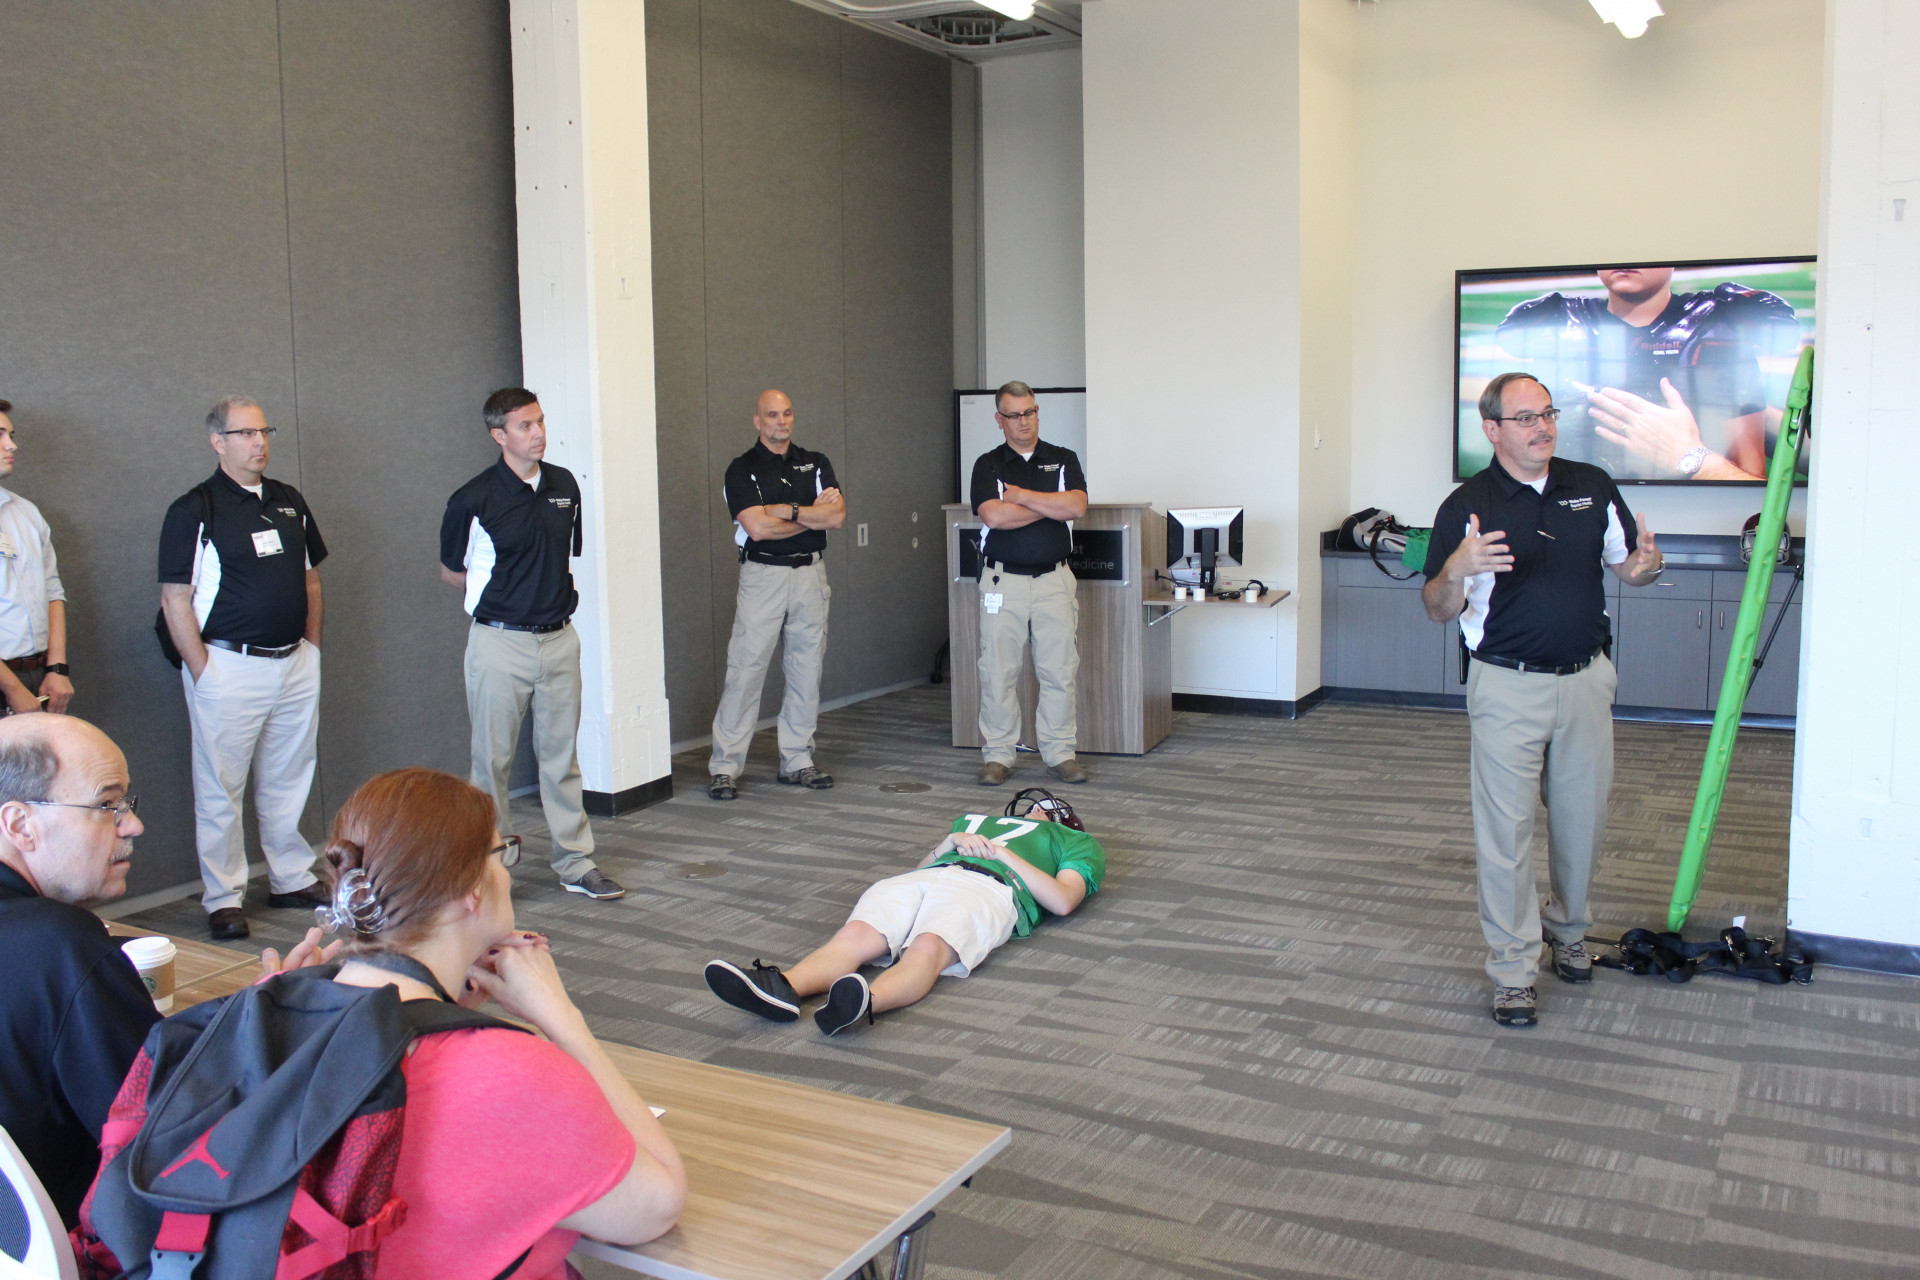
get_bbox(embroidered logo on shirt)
[1037,463,1061,472]
[276,507,298,518]
[1560,496,1594,511]
[795,463,815,473]
[550,497,572,508]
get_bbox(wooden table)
[143,930,1010,1280]
[1142,586,1289,625]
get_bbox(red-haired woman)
[318,767,684,1276]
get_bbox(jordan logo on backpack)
[159,1130,229,1181]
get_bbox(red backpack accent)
[72,965,523,1280]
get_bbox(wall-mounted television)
[1455,257,1815,485]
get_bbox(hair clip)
[314,866,391,936]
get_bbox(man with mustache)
[160,396,329,941]
[1423,373,1663,1028]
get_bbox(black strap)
[350,951,458,1003]
[1591,927,1811,985]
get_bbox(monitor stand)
[1195,528,1219,595]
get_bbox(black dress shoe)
[208,907,250,941]
[267,882,330,910]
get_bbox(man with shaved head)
[0,714,154,1225]
[707,389,844,801]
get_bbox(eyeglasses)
[221,427,277,440]
[22,795,140,821]
[997,407,1039,423]
[490,835,522,868]
[1496,409,1561,428]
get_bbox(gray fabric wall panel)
[275,1,520,805]
[0,1,518,897]
[649,0,952,746]
[646,0,719,735]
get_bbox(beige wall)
[1348,0,1824,537]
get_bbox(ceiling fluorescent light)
[979,0,1036,18]
[1588,0,1663,38]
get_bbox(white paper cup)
[122,936,179,1012]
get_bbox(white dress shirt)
[0,486,64,660]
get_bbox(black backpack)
[75,965,526,1280]
[154,484,214,670]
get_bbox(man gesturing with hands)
[1423,372,1662,1028]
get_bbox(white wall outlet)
[856,522,870,547]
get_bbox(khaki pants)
[182,643,322,911]
[709,559,830,778]
[465,622,595,880]
[1467,654,1616,988]
[977,563,1078,768]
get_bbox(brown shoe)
[1048,757,1089,784]
[208,907,250,941]
[267,881,330,910]
[978,761,1010,786]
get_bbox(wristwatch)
[44,663,69,676]
[1675,445,1711,477]
[788,502,800,522]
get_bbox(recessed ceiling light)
[979,0,1036,19]
[1589,0,1664,38]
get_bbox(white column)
[1787,0,1920,946]
[509,0,673,808]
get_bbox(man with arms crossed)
[0,399,75,715]
[160,396,327,941]
[704,789,1103,1035]
[1423,372,1662,1027]
[440,387,623,901]
[970,381,1089,787]
[707,389,844,801]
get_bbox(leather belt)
[946,860,1008,882]
[206,638,302,659]
[1470,650,1597,677]
[743,550,818,567]
[986,559,1064,578]
[3,651,46,673]
[475,618,569,634]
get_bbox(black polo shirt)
[158,470,327,647]
[969,440,1087,568]
[0,863,159,1228]
[1424,457,1636,668]
[440,457,583,626]
[723,441,839,557]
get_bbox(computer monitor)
[1166,507,1244,594]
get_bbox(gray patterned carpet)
[126,686,1920,1279]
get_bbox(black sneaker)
[1492,985,1538,1028]
[815,972,872,1036]
[705,959,801,1022]
[1547,935,1593,984]
[562,868,626,900]
[777,765,834,790]
[708,774,738,801]
[267,882,330,909]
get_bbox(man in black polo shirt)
[707,389,844,801]
[969,381,1089,787]
[159,396,327,941]
[440,387,622,900]
[1423,372,1663,1028]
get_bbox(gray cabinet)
[1707,570,1802,717]
[1321,558,1448,693]
[1613,569,1713,709]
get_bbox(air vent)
[787,1,1081,62]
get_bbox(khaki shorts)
[848,865,1019,977]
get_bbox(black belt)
[986,559,1064,578]
[475,618,569,634]
[742,550,819,567]
[3,651,46,673]
[1470,650,1597,677]
[946,860,1008,883]
[206,638,302,659]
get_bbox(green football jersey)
[931,813,1107,937]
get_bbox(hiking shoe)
[815,973,873,1036]
[704,959,800,1022]
[978,761,1010,786]
[1047,757,1089,785]
[562,869,626,900]
[778,765,834,790]
[1548,935,1593,984]
[1491,985,1538,1028]
[266,882,330,910]
[207,907,250,941]
[708,774,738,801]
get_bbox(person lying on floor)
[705,788,1105,1035]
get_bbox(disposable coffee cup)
[122,936,179,1013]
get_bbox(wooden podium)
[945,503,1171,756]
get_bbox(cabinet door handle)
[1697,609,1704,629]
[1718,609,1726,629]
